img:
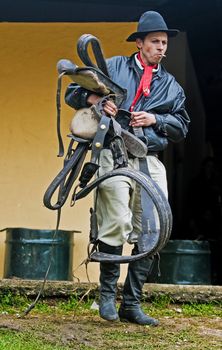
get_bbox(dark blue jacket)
[65,53,190,152]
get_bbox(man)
[65,11,190,325]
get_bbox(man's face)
[136,32,168,65]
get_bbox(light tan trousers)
[96,149,168,246]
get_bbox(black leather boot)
[99,241,123,321]
[119,245,159,326]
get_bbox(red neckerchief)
[130,52,157,112]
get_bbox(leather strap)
[43,139,172,263]
[77,34,109,77]
[43,138,90,210]
[137,158,157,253]
[91,115,111,163]
[76,168,172,263]
[56,72,66,157]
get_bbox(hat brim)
[126,29,179,42]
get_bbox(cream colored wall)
[0,22,137,282]
[0,24,203,283]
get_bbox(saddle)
[56,58,148,158]
[43,34,172,263]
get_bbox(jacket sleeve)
[153,89,190,143]
[65,83,92,109]
[143,127,168,152]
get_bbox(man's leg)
[118,245,158,325]
[98,241,123,321]
[119,155,167,325]
[96,150,134,321]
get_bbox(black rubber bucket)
[148,240,211,285]
[4,227,75,281]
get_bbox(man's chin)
[151,59,161,65]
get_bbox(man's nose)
[158,43,164,50]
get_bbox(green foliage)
[57,293,81,311]
[56,293,96,315]
[149,293,173,308]
[0,291,29,313]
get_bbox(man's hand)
[103,99,118,117]
[130,111,156,127]
[87,93,102,105]
[87,94,118,117]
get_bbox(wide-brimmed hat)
[126,11,179,41]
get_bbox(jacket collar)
[128,52,165,79]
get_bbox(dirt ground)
[1,311,222,350]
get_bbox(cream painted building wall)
[0,23,205,283]
[0,22,140,282]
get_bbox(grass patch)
[182,302,222,317]
[0,293,222,350]
[142,293,222,318]
[0,292,221,318]
[56,293,95,313]
[0,329,70,350]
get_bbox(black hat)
[126,11,179,42]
